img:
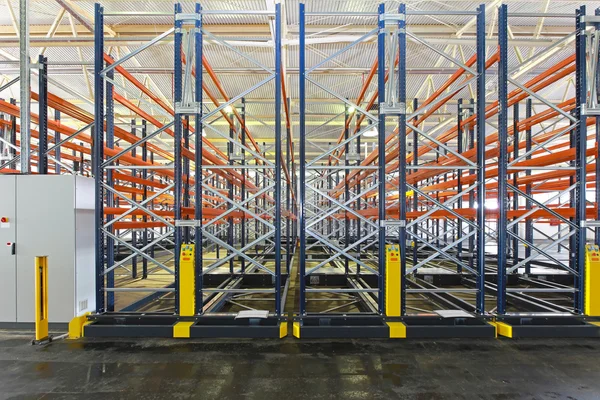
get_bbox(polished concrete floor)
[1,330,599,400]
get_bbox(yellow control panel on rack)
[179,244,195,317]
[385,244,401,317]
[585,244,600,316]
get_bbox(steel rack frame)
[296,2,389,338]
[85,2,290,339]
[492,4,600,338]
[0,59,95,176]
[294,2,495,339]
[390,4,495,338]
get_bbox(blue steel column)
[456,99,463,272]
[141,119,148,278]
[285,97,291,274]
[241,97,247,273]
[497,4,508,315]
[412,98,418,266]
[54,110,60,173]
[9,99,16,169]
[377,2,386,314]
[228,113,234,274]
[274,2,282,316]
[106,67,115,311]
[512,103,519,265]
[194,2,203,314]
[398,3,407,316]
[131,120,138,278]
[475,4,486,314]
[173,3,183,314]
[94,3,105,313]
[525,99,532,273]
[299,1,307,316]
[183,116,191,244]
[575,5,587,313]
[38,55,48,175]
[344,102,350,275]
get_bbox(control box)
[0,175,95,325]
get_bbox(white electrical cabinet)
[0,175,95,326]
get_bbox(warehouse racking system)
[1,0,600,339]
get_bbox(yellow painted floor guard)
[279,322,288,338]
[68,313,91,339]
[387,322,406,338]
[490,321,513,338]
[173,321,195,338]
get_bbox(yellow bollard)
[34,256,49,343]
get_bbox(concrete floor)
[1,331,600,399]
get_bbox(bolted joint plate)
[380,103,406,115]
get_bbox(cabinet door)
[0,176,17,323]
[16,175,75,323]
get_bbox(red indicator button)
[0,217,8,223]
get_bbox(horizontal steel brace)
[176,13,200,21]
[381,13,405,21]
[175,220,201,227]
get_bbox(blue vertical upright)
[106,67,115,311]
[412,98,419,266]
[54,110,60,173]
[94,3,105,313]
[241,97,247,273]
[299,0,307,316]
[512,103,520,265]
[285,97,290,274]
[194,2,203,314]
[38,55,48,175]
[525,99,532,274]
[475,4,486,314]
[398,3,407,315]
[344,103,350,275]
[497,4,508,315]
[575,5,587,314]
[173,2,183,314]
[141,119,148,278]
[274,2,282,316]
[377,2,386,314]
[456,98,463,272]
